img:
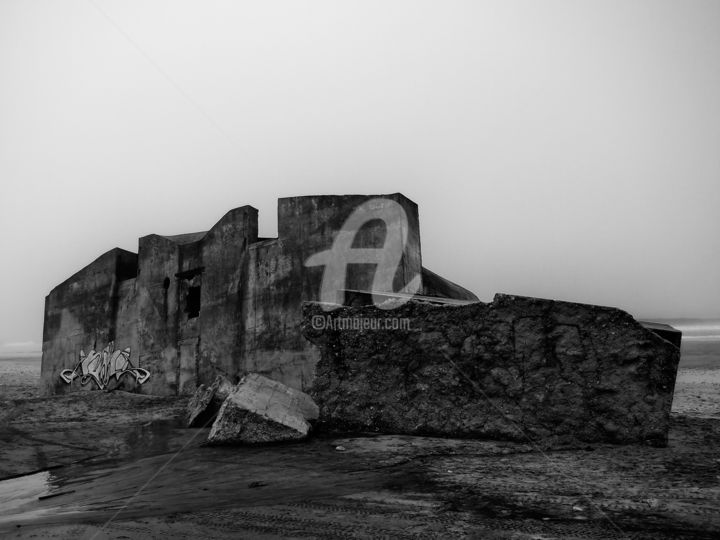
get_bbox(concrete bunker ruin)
[41,193,477,396]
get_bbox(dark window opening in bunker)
[186,286,201,318]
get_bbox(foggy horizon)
[1,1,719,351]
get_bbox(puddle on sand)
[0,469,83,524]
[0,470,53,513]
[0,418,200,524]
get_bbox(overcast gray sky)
[1,0,719,352]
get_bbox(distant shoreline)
[0,353,41,360]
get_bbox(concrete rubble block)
[302,294,681,447]
[207,373,320,444]
[186,375,234,428]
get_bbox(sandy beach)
[0,340,719,539]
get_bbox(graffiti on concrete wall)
[60,342,150,390]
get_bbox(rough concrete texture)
[303,294,681,446]
[207,373,319,444]
[186,374,234,427]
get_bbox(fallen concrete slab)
[207,373,319,444]
[303,294,681,446]
[186,375,234,428]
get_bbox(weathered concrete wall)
[278,194,422,300]
[198,206,257,388]
[135,234,181,395]
[111,278,140,391]
[302,294,681,446]
[241,194,424,392]
[131,208,259,395]
[41,248,138,395]
[242,238,308,387]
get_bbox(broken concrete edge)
[301,293,681,448]
[490,293,683,349]
[206,373,320,446]
[194,294,680,447]
[186,374,235,428]
[304,292,682,349]
[637,320,683,349]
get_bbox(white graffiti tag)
[305,198,421,311]
[60,342,150,390]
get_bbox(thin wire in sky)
[87,0,238,148]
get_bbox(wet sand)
[1,350,719,539]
